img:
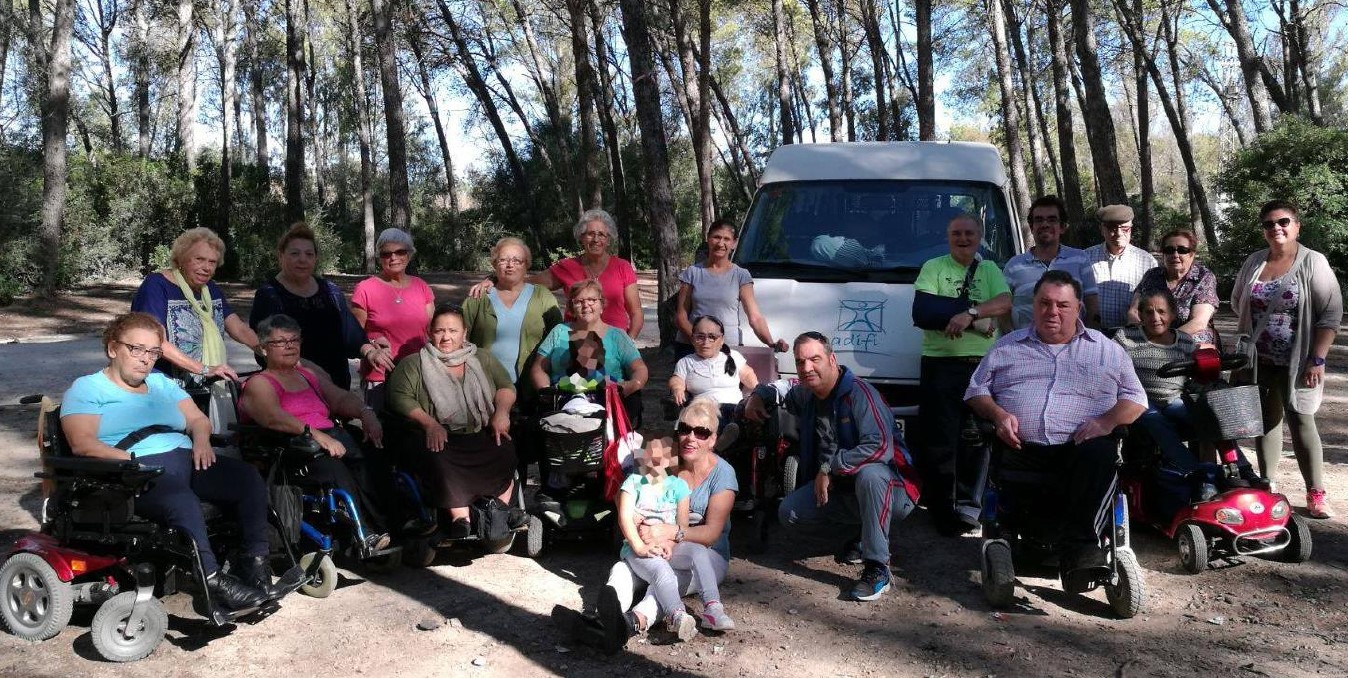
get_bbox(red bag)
[601,380,634,501]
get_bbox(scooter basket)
[1197,385,1264,440]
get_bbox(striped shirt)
[1003,246,1098,329]
[965,321,1147,446]
[1113,327,1195,404]
[1084,244,1157,329]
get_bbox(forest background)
[1,0,1346,311]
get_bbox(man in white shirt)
[1083,205,1157,331]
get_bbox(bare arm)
[621,358,649,397]
[617,491,653,557]
[239,377,310,435]
[740,284,787,351]
[531,355,552,390]
[624,283,644,340]
[739,363,759,392]
[1177,303,1216,337]
[350,306,369,328]
[669,375,687,406]
[674,283,695,340]
[224,314,261,354]
[1125,291,1142,326]
[61,414,132,461]
[967,394,1021,449]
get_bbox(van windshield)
[736,180,1016,282]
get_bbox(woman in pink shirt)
[352,228,436,408]
[471,209,643,339]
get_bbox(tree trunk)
[407,27,459,214]
[618,0,679,338]
[786,14,817,142]
[1129,0,1152,248]
[132,0,151,157]
[988,0,1032,217]
[803,0,843,141]
[915,0,936,140]
[588,0,632,260]
[1002,0,1045,195]
[371,0,410,231]
[671,0,714,234]
[837,1,854,141]
[343,0,376,270]
[508,0,575,213]
[567,0,602,210]
[1206,0,1273,132]
[1286,0,1322,123]
[303,0,325,208]
[39,0,76,294]
[78,0,122,151]
[215,0,239,272]
[1021,9,1062,194]
[772,0,794,146]
[284,0,306,223]
[859,0,888,140]
[1195,64,1250,148]
[244,0,267,171]
[1067,0,1126,215]
[1045,0,1085,226]
[0,4,9,117]
[175,0,196,172]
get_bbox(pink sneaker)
[1307,488,1334,519]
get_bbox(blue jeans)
[1136,399,1198,472]
[777,463,915,565]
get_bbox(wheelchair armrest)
[41,456,144,476]
[237,424,325,462]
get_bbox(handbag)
[601,380,640,502]
[911,257,981,331]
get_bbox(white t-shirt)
[674,349,748,405]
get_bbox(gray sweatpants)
[608,542,728,622]
[777,462,915,565]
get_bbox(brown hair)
[1028,195,1067,222]
[1259,199,1298,221]
[1157,228,1198,251]
[102,312,164,353]
[567,278,605,305]
[277,222,317,254]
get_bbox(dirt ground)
[1,278,1347,677]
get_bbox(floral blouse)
[1135,262,1219,344]
[1250,277,1301,367]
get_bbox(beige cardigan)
[1230,244,1343,414]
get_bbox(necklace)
[582,255,608,279]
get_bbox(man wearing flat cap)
[1084,204,1156,332]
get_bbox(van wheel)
[0,553,73,641]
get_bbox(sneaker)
[506,507,528,530]
[699,601,736,631]
[364,532,392,552]
[669,610,698,642]
[1307,488,1334,519]
[849,561,891,602]
[834,538,863,565]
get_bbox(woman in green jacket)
[462,237,564,387]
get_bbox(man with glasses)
[1084,205,1157,332]
[744,332,920,601]
[1002,195,1100,330]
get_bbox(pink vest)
[244,369,333,430]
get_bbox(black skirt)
[418,430,517,509]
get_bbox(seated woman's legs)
[419,430,518,536]
[134,450,224,574]
[317,427,389,536]
[1137,399,1199,473]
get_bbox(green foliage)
[1213,117,1348,287]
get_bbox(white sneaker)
[669,611,698,642]
[699,602,736,631]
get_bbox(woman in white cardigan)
[1230,199,1343,518]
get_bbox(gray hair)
[948,212,984,236]
[573,208,619,241]
[257,313,302,341]
[375,228,416,255]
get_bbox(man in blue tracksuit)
[745,331,921,601]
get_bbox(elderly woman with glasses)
[462,237,564,387]
[1127,228,1219,345]
[351,228,436,408]
[668,315,758,428]
[471,209,644,340]
[1230,199,1343,519]
[131,227,261,381]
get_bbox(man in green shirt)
[913,214,1012,536]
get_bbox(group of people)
[54,197,1340,646]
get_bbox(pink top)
[549,256,638,329]
[351,275,435,382]
[244,369,333,430]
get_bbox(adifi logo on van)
[831,299,888,355]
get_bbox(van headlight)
[1270,500,1289,519]
[1216,508,1244,525]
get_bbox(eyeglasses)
[692,333,722,342]
[494,257,525,267]
[1161,246,1194,255]
[1030,215,1061,224]
[116,341,163,359]
[572,297,603,306]
[1104,223,1132,231]
[1260,217,1294,231]
[581,231,611,240]
[676,422,714,440]
[379,248,411,259]
[265,337,302,348]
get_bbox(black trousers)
[305,427,388,534]
[917,356,988,521]
[1001,437,1119,550]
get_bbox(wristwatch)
[819,461,832,476]
[1309,356,1327,367]
[674,528,686,543]
[966,307,980,318]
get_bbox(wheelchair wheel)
[1278,514,1313,563]
[298,552,338,598]
[525,516,546,558]
[1105,549,1145,619]
[981,541,1015,608]
[0,552,74,641]
[782,455,800,495]
[90,592,167,662]
[403,538,437,568]
[484,534,516,554]
[1176,523,1208,574]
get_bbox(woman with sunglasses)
[1128,228,1219,345]
[350,228,436,409]
[1230,200,1343,519]
[598,397,740,651]
[470,209,643,340]
[673,219,788,358]
[669,315,758,428]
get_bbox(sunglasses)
[379,248,411,259]
[1161,246,1194,255]
[1260,217,1293,231]
[676,422,714,440]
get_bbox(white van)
[734,141,1025,422]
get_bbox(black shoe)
[233,555,282,600]
[834,538,863,565]
[931,508,976,538]
[206,570,267,610]
[402,517,437,537]
[447,518,472,539]
[849,561,892,601]
[506,508,528,530]
[1238,465,1272,490]
[597,584,633,655]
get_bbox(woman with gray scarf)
[387,304,525,540]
